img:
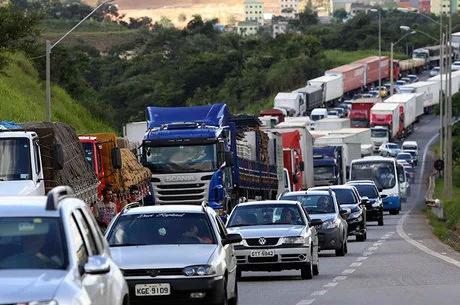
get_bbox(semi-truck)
[383,93,417,138]
[355,56,390,86]
[141,104,281,214]
[348,97,380,128]
[274,92,306,117]
[0,121,99,205]
[399,81,440,114]
[325,63,365,96]
[312,146,344,186]
[79,133,151,205]
[293,86,323,115]
[308,74,343,106]
[370,102,402,148]
[314,118,351,131]
[282,131,304,192]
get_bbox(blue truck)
[312,146,344,186]
[141,103,280,215]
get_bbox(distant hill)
[0,53,113,133]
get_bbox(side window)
[69,215,88,266]
[214,216,228,240]
[74,209,100,256]
[33,141,41,175]
[81,207,106,253]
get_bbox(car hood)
[340,204,361,213]
[227,225,305,238]
[307,213,337,222]
[0,180,39,196]
[110,244,217,269]
[0,269,66,303]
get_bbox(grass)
[0,53,113,133]
[41,19,130,33]
[324,49,410,66]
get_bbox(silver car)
[106,204,241,305]
[0,186,129,305]
[226,200,321,280]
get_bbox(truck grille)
[152,181,209,205]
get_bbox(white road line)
[311,290,327,296]
[350,262,362,267]
[323,282,338,288]
[333,275,348,281]
[395,133,460,269]
[368,246,378,251]
[357,256,368,261]
[296,299,315,305]
[373,242,382,246]
[363,251,374,256]
[342,269,355,274]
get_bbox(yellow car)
[375,86,388,97]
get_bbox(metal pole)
[46,40,51,122]
[445,5,453,199]
[378,11,381,101]
[390,42,394,96]
[440,30,444,164]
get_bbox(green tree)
[333,8,347,20]
[178,13,186,22]
[159,16,173,28]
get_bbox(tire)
[390,209,399,215]
[335,238,347,256]
[313,259,319,276]
[378,214,384,226]
[236,268,242,280]
[356,231,366,242]
[301,262,313,280]
[228,280,238,305]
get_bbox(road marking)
[323,282,338,288]
[357,256,368,261]
[395,133,460,269]
[333,275,348,281]
[350,262,362,267]
[373,242,382,246]
[363,251,374,256]
[311,290,327,296]
[381,236,389,239]
[342,269,355,274]
[368,246,378,251]
[296,299,315,305]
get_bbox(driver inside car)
[179,223,210,244]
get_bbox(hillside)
[0,53,113,133]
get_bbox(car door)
[73,210,108,305]
[214,215,237,296]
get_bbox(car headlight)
[348,211,362,219]
[322,218,339,229]
[17,301,58,305]
[281,236,306,244]
[183,265,216,276]
[372,202,381,208]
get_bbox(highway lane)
[238,114,460,305]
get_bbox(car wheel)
[390,209,399,215]
[228,280,238,305]
[313,259,319,276]
[301,262,313,280]
[236,268,242,280]
[335,238,347,256]
[356,231,366,242]
[378,215,384,226]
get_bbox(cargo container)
[370,102,401,143]
[399,81,440,114]
[308,74,343,106]
[314,118,351,131]
[355,56,390,85]
[414,92,425,121]
[348,97,381,128]
[326,63,366,94]
[383,93,417,137]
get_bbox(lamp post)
[45,0,114,122]
[370,9,382,100]
[390,28,416,96]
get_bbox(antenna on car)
[121,202,141,214]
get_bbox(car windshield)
[352,184,379,198]
[397,154,411,161]
[0,138,32,181]
[388,144,399,149]
[0,217,67,270]
[107,212,216,245]
[371,129,388,137]
[403,150,417,158]
[227,204,305,227]
[403,145,417,150]
[350,160,396,190]
[280,195,336,214]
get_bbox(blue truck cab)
[312,146,343,186]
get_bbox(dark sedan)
[346,180,386,226]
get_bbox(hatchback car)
[379,142,401,157]
[279,190,348,256]
[375,86,388,97]
[396,152,415,167]
[106,204,241,305]
[406,75,419,83]
[367,90,380,98]
[334,107,345,118]
[309,186,367,241]
[226,200,321,279]
[346,180,385,226]
[430,67,440,76]
[452,61,460,71]
[0,186,129,305]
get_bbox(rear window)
[352,184,379,198]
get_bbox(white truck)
[0,122,100,205]
[314,118,351,131]
[307,74,343,106]
[273,121,315,189]
[122,121,148,157]
[328,128,372,157]
[399,81,440,114]
[383,93,417,137]
[370,102,401,147]
[414,92,425,122]
[274,92,306,117]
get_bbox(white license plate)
[135,283,171,296]
[250,250,275,257]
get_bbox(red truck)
[282,131,304,192]
[355,56,390,85]
[259,109,285,123]
[349,97,381,128]
[325,63,366,95]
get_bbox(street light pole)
[390,42,394,96]
[378,10,381,101]
[45,0,113,122]
[445,7,453,199]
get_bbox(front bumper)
[317,227,342,251]
[383,195,400,211]
[234,246,310,271]
[365,206,383,221]
[126,276,224,305]
[347,216,365,236]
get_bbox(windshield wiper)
[110,243,148,247]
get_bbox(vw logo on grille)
[147,269,160,277]
[258,237,267,245]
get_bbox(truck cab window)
[0,138,32,181]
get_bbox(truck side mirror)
[111,147,122,169]
[225,151,234,167]
[292,174,299,184]
[299,161,305,172]
[53,144,64,170]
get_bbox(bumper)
[347,217,365,235]
[126,276,224,305]
[366,207,382,221]
[383,195,400,211]
[317,227,342,251]
[235,246,310,271]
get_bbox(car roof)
[310,185,356,191]
[237,200,301,208]
[0,196,65,217]
[281,190,332,196]
[397,152,411,156]
[121,204,208,215]
[402,140,417,145]
[346,180,377,186]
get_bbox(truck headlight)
[281,236,306,244]
[183,265,216,276]
[323,218,339,229]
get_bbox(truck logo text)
[164,176,197,182]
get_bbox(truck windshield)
[350,161,396,190]
[351,119,368,128]
[371,129,388,138]
[81,142,95,171]
[314,166,335,180]
[143,144,218,173]
[0,138,32,181]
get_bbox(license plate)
[250,250,275,257]
[135,283,171,296]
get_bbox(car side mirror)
[223,233,242,246]
[361,196,370,205]
[309,219,323,227]
[225,151,234,167]
[111,147,122,169]
[380,194,388,199]
[340,208,351,220]
[53,144,64,170]
[84,256,111,275]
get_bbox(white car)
[452,61,460,71]
[430,67,440,76]
[0,186,129,305]
[327,110,339,118]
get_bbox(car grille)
[245,238,279,246]
[122,268,184,277]
[248,255,279,263]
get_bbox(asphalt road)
[238,114,460,305]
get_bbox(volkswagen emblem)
[147,269,160,277]
[258,237,266,245]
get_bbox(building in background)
[237,0,265,35]
[430,0,459,14]
[419,0,430,13]
[280,0,303,18]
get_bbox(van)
[401,140,419,165]
[310,108,328,130]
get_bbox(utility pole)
[445,3,453,199]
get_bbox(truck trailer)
[383,93,417,138]
[399,81,440,114]
[370,102,401,145]
[349,97,381,128]
[308,75,343,106]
